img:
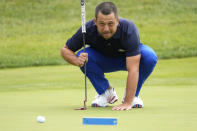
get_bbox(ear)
[94,18,97,25]
[116,17,120,25]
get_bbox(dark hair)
[95,2,118,18]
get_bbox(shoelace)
[94,89,112,99]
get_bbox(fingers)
[112,106,131,111]
[112,104,131,111]
[80,53,88,59]
[77,53,88,67]
[112,107,127,111]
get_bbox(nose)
[103,25,109,32]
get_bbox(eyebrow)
[98,20,114,23]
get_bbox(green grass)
[0,57,197,131]
[0,0,197,68]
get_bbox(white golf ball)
[37,115,45,123]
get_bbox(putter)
[75,0,87,110]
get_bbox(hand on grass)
[112,103,132,111]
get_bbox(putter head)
[75,98,87,110]
[75,107,86,110]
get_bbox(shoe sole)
[132,104,143,108]
[91,103,107,107]
[91,96,118,107]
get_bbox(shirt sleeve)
[65,27,83,52]
[123,23,140,57]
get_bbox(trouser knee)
[140,45,157,70]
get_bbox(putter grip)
[81,0,86,33]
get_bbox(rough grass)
[0,0,197,68]
[0,57,197,131]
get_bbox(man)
[61,2,157,110]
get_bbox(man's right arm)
[61,46,88,67]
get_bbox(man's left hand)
[112,103,131,111]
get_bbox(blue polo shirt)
[66,18,140,57]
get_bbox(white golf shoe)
[122,93,143,108]
[131,97,143,108]
[91,88,118,107]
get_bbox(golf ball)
[37,115,45,123]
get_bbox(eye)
[108,22,114,26]
[99,23,105,26]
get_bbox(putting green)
[0,57,197,131]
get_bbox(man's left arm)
[112,54,141,110]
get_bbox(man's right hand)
[61,46,88,67]
[77,53,88,67]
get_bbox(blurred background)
[0,0,197,68]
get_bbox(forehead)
[97,12,116,22]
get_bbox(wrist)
[73,58,81,67]
[123,96,134,105]
[123,100,132,106]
